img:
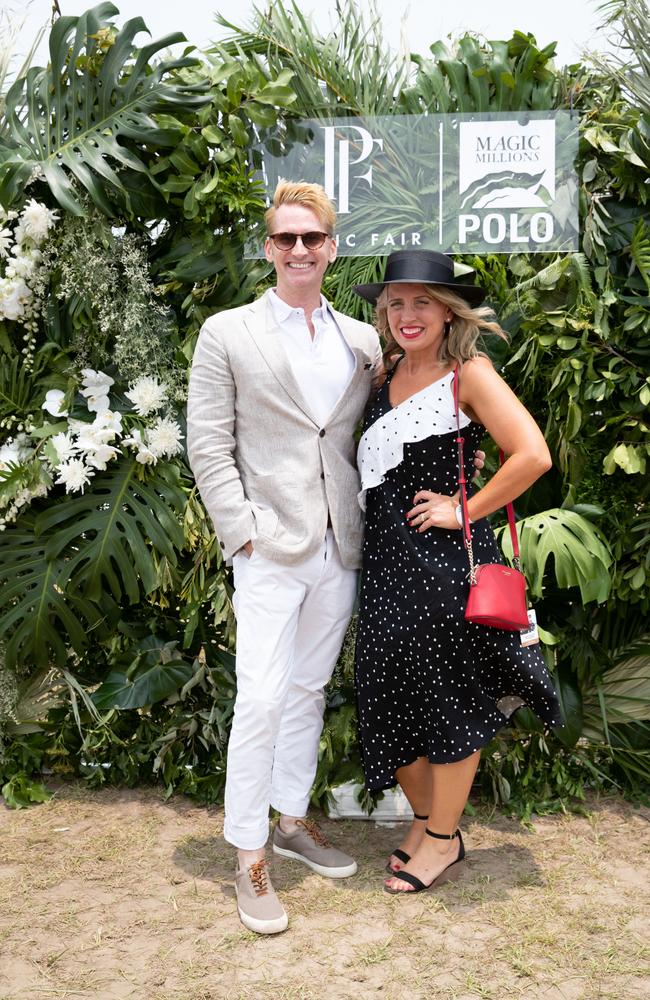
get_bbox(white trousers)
[224,531,358,850]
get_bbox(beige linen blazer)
[187,290,382,569]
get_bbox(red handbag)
[453,368,529,631]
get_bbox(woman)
[353,250,562,895]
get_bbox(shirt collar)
[268,288,333,323]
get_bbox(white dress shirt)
[268,289,356,425]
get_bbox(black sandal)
[384,828,465,893]
[385,813,429,874]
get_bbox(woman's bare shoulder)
[460,355,500,386]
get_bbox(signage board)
[247,111,579,256]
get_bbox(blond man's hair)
[265,180,336,235]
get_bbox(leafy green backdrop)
[0,0,648,816]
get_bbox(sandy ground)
[0,784,649,1000]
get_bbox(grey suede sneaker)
[235,858,288,935]
[273,819,358,878]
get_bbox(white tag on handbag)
[520,609,539,647]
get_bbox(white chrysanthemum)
[19,199,59,245]
[12,220,27,246]
[0,277,32,322]
[42,389,69,417]
[51,432,77,463]
[125,375,168,417]
[146,417,184,459]
[55,458,94,493]
[123,428,157,465]
[0,228,12,258]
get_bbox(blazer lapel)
[324,304,375,423]
[244,294,320,426]
[330,305,374,386]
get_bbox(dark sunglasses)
[268,231,331,251]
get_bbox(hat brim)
[353,278,486,308]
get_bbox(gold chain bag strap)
[453,366,529,630]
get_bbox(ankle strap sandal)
[385,813,429,873]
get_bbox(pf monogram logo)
[321,125,384,215]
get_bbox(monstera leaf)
[0,516,106,669]
[92,637,193,710]
[35,460,186,604]
[497,508,613,604]
[0,3,209,214]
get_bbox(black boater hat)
[353,250,486,307]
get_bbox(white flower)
[80,369,114,414]
[146,417,184,459]
[0,228,12,258]
[10,245,41,280]
[55,458,94,493]
[12,220,27,246]
[76,423,116,452]
[0,441,21,469]
[0,434,32,470]
[80,369,114,395]
[85,443,119,470]
[123,428,157,465]
[135,445,157,465]
[87,393,111,414]
[51,432,77,463]
[19,199,59,245]
[125,375,168,417]
[41,389,69,418]
[93,410,123,436]
[0,277,32,321]
[122,428,143,449]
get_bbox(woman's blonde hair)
[375,283,507,370]
[265,180,336,235]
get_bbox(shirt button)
[219,541,225,549]
[319,429,325,437]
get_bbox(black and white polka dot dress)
[354,368,562,793]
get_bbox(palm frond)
[0,6,46,130]
[214,0,410,117]
[630,218,650,290]
[582,633,650,738]
[596,0,650,116]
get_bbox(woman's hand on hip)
[407,491,460,532]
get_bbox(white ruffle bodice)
[357,371,471,510]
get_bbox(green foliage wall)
[0,1,648,815]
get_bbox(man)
[187,181,381,934]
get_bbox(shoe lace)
[248,859,269,896]
[297,818,331,848]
